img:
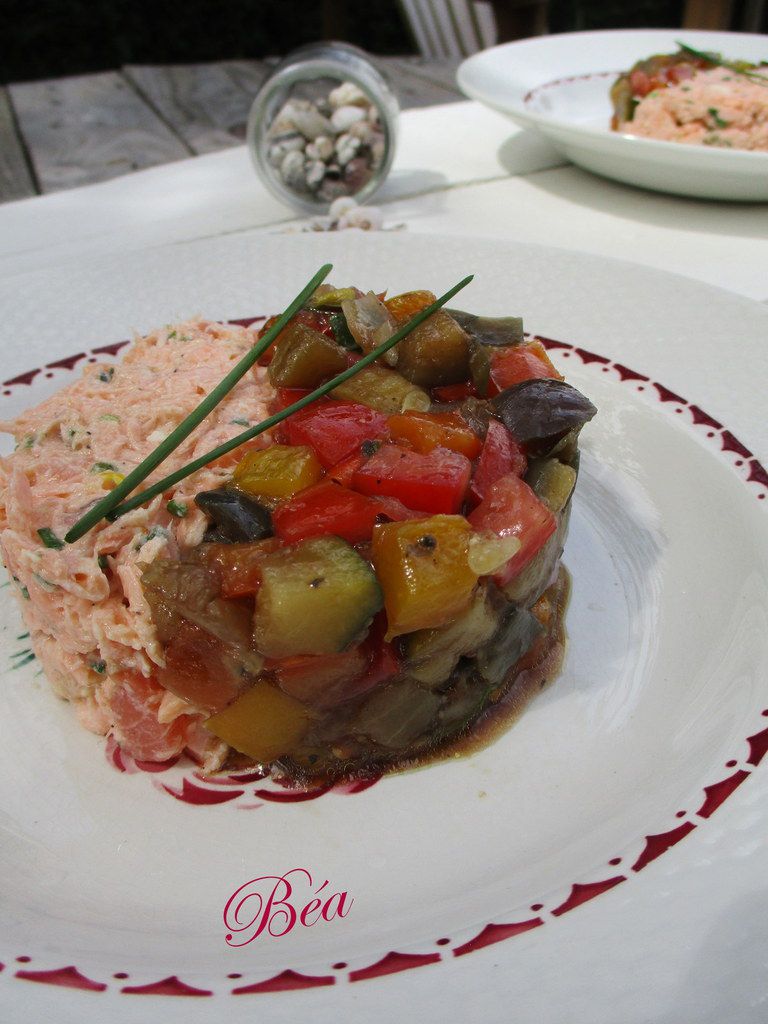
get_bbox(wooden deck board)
[8,71,191,193]
[0,57,463,203]
[0,86,37,203]
[124,60,273,153]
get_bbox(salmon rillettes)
[0,284,596,783]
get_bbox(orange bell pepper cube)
[371,515,479,638]
[387,410,482,460]
[488,340,563,396]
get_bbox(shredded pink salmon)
[0,319,274,769]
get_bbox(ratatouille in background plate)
[0,233,767,1024]
[457,28,768,201]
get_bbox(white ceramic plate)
[1,233,767,1024]
[457,28,768,201]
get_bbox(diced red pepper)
[327,450,367,486]
[468,473,556,585]
[353,443,471,515]
[431,381,479,402]
[487,341,563,396]
[271,387,313,413]
[272,480,417,545]
[387,410,482,459]
[469,419,527,506]
[284,400,390,468]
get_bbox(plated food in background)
[0,279,595,785]
[611,44,768,151]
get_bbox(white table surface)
[1,100,766,303]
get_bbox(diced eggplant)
[446,308,525,346]
[395,311,471,387]
[253,536,383,658]
[403,583,501,687]
[351,679,441,749]
[475,603,543,687]
[267,320,347,389]
[491,379,597,455]
[194,488,273,543]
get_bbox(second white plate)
[457,28,768,201]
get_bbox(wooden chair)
[398,0,547,59]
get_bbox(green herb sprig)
[64,263,334,544]
[676,41,768,86]
[106,275,474,522]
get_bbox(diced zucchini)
[404,584,501,687]
[526,459,577,513]
[205,680,313,762]
[331,364,430,413]
[253,536,383,658]
[267,321,347,389]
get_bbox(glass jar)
[246,42,399,214]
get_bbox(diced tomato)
[272,387,313,413]
[155,620,248,711]
[197,540,282,598]
[468,473,556,585]
[107,672,192,761]
[327,450,367,486]
[666,63,694,84]
[272,480,417,545]
[432,381,479,402]
[285,400,390,468]
[630,69,655,96]
[487,341,563,396]
[387,410,482,459]
[353,443,471,515]
[469,419,527,506]
[274,647,370,707]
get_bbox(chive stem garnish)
[38,527,65,549]
[108,274,474,521]
[676,41,768,86]
[64,263,334,543]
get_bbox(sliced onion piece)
[468,532,522,576]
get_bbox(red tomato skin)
[285,401,390,468]
[487,344,562,396]
[272,480,416,545]
[469,419,527,506]
[352,443,471,515]
[468,473,556,584]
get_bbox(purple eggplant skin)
[194,488,273,543]
[446,308,525,347]
[491,379,597,456]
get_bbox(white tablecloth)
[1,100,767,302]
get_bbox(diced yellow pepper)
[204,680,313,762]
[233,445,322,500]
[371,515,479,639]
[99,471,125,490]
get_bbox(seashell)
[305,159,326,190]
[280,149,307,189]
[343,156,372,193]
[335,132,362,167]
[269,98,312,135]
[338,205,383,231]
[369,134,386,167]
[331,104,366,132]
[318,178,349,203]
[267,132,305,167]
[291,104,334,140]
[329,196,359,220]
[307,134,334,161]
[349,120,373,144]
[329,81,369,109]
